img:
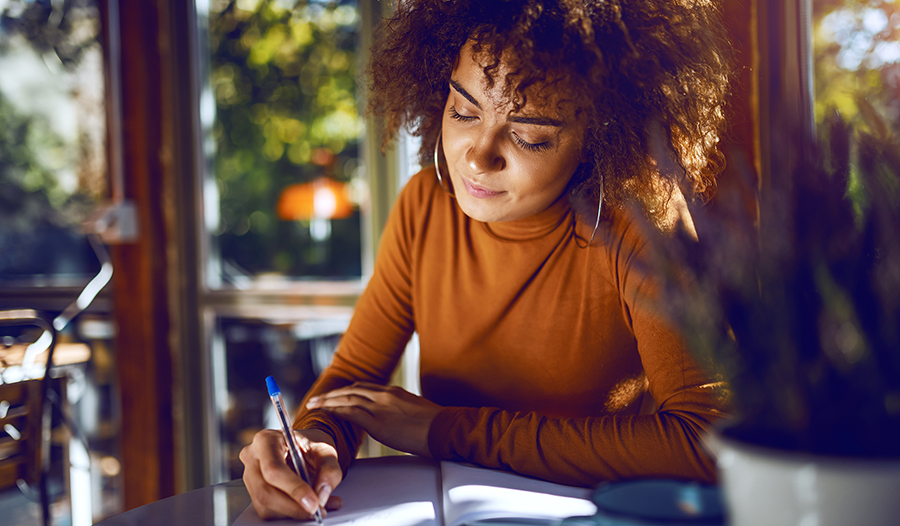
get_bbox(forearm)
[427,395,726,487]
[291,293,413,473]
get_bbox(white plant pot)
[709,431,900,526]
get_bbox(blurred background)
[0,0,895,524]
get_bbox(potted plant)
[650,103,900,526]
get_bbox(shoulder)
[598,187,696,260]
[595,206,662,292]
[393,167,441,212]
[597,192,698,310]
[382,166,456,244]
[392,166,456,223]
[400,166,442,199]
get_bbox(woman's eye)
[512,132,551,153]
[449,106,477,122]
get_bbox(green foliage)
[0,0,103,229]
[0,92,74,230]
[0,0,100,64]
[209,0,363,278]
[812,1,899,131]
[0,0,104,239]
[654,105,900,457]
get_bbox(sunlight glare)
[446,485,597,525]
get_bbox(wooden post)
[715,0,759,221]
[106,0,178,510]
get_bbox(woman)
[241,0,731,520]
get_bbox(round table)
[95,479,251,526]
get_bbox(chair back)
[0,309,55,526]
[0,379,43,490]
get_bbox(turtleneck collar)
[477,193,574,242]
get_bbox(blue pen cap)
[266,376,281,397]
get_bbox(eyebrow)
[449,79,564,128]
[449,79,482,109]
[508,115,563,127]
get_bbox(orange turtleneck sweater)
[294,167,727,487]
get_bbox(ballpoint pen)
[266,376,324,525]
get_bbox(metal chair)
[0,309,57,526]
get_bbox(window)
[192,0,400,484]
[812,0,899,129]
[0,0,107,282]
[0,0,123,523]
[202,0,366,285]
[810,1,898,204]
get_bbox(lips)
[461,177,504,198]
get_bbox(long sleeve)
[422,190,728,486]
[426,326,726,486]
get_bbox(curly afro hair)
[368,0,731,223]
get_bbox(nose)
[466,129,506,174]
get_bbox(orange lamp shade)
[277,178,354,220]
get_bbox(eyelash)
[513,133,552,153]
[448,106,552,153]
[448,106,476,122]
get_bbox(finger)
[308,393,384,412]
[325,495,343,511]
[317,405,380,429]
[251,432,302,489]
[258,454,322,515]
[242,437,314,520]
[308,382,389,404]
[352,381,394,392]
[307,390,371,407]
[247,430,303,493]
[350,383,413,404]
[245,476,309,520]
[251,432,321,515]
[311,392,381,408]
[311,443,343,505]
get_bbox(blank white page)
[440,462,596,526]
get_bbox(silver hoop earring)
[433,132,454,196]
[580,179,603,248]
[587,185,603,245]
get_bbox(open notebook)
[233,456,596,526]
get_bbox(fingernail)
[301,496,316,514]
[317,483,332,504]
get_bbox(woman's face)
[441,42,585,223]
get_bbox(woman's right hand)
[240,428,344,520]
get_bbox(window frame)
[178,0,403,488]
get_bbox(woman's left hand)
[305,382,442,457]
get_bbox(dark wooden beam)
[107,0,177,510]
[755,0,815,196]
[714,0,758,221]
